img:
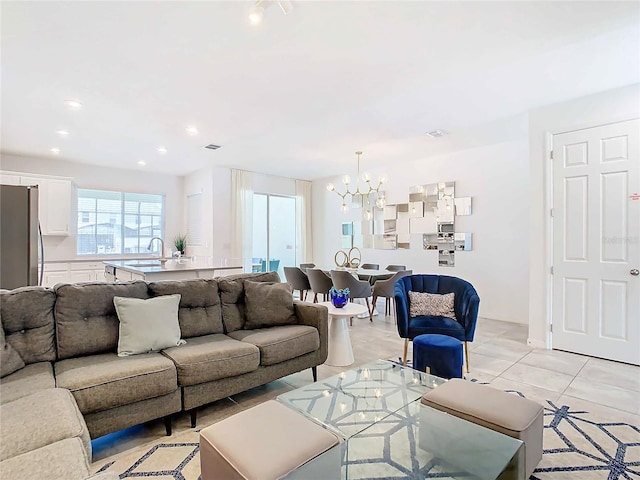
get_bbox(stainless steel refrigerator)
[0,185,44,289]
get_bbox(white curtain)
[231,169,253,273]
[295,179,313,265]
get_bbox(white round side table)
[318,301,368,367]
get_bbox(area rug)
[94,386,640,479]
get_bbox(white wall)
[312,132,531,324]
[0,153,184,261]
[527,83,640,348]
[182,166,234,264]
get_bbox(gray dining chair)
[306,268,333,303]
[283,266,311,301]
[330,270,373,324]
[372,270,413,316]
[299,263,316,272]
[385,264,407,272]
[360,263,380,270]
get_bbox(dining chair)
[385,264,406,272]
[394,274,480,371]
[299,263,316,272]
[283,266,311,301]
[360,263,380,270]
[330,270,373,324]
[372,270,413,316]
[306,268,333,303]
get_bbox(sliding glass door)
[252,193,296,278]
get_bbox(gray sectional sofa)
[0,271,328,479]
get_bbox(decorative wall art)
[340,181,473,267]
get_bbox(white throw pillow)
[114,294,185,357]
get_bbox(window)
[251,193,296,277]
[77,189,164,255]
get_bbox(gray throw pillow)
[1,315,25,378]
[114,294,185,357]
[408,291,456,319]
[244,281,297,329]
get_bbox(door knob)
[631,269,640,276]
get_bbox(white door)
[552,119,640,365]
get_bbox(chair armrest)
[394,283,410,339]
[456,287,480,341]
[294,301,329,362]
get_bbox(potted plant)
[173,233,187,256]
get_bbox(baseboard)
[527,338,547,349]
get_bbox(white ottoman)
[200,400,341,480]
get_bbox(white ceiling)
[1,1,639,180]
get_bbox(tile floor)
[92,311,640,466]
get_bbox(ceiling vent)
[426,129,447,138]
[204,144,222,150]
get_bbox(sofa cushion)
[0,287,56,363]
[114,294,184,356]
[0,388,90,462]
[228,325,320,366]
[218,271,281,333]
[1,316,25,377]
[54,353,177,414]
[162,334,260,386]
[0,362,55,405]
[0,438,90,480]
[244,281,297,329]
[55,281,149,360]
[148,279,224,337]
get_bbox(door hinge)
[550,324,553,333]
[550,266,554,275]
[550,150,554,160]
[550,208,554,217]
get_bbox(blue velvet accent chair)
[394,274,480,372]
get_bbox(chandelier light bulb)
[326,183,335,192]
[362,172,371,182]
[376,196,386,209]
[341,203,349,214]
[364,210,372,221]
[249,5,264,24]
[342,174,351,186]
[379,174,387,184]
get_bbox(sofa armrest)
[294,301,329,364]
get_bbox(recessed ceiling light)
[426,129,447,138]
[56,129,69,137]
[185,126,199,136]
[50,148,60,155]
[64,99,82,111]
[156,146,167,154]
[137,160,146,166]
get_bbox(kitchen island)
[103,259,243,282]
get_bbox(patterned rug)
[94,386,640,479]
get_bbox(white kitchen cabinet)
[2,171,73,236]
[69,270,93,283]
[44,179,72,235]
[69,262,105,282]
[0,173,20,185]
[42,263,70,287]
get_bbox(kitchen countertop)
[103,259,243,275]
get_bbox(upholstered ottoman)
[413,334,463,379]
[200,400,342,480]
[421,379,544,479]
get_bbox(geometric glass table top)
[278,360,525,479]
[277,359,446,440]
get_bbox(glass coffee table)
[277,360,524,479]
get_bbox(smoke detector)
[426,129,447,138]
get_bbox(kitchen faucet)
[147,237,167,262]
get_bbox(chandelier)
[326,151,386,220]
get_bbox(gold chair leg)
[402,338,409,365]
[464,341,470,373]
[365,298,373,321]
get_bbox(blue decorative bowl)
[329,287,350,308]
